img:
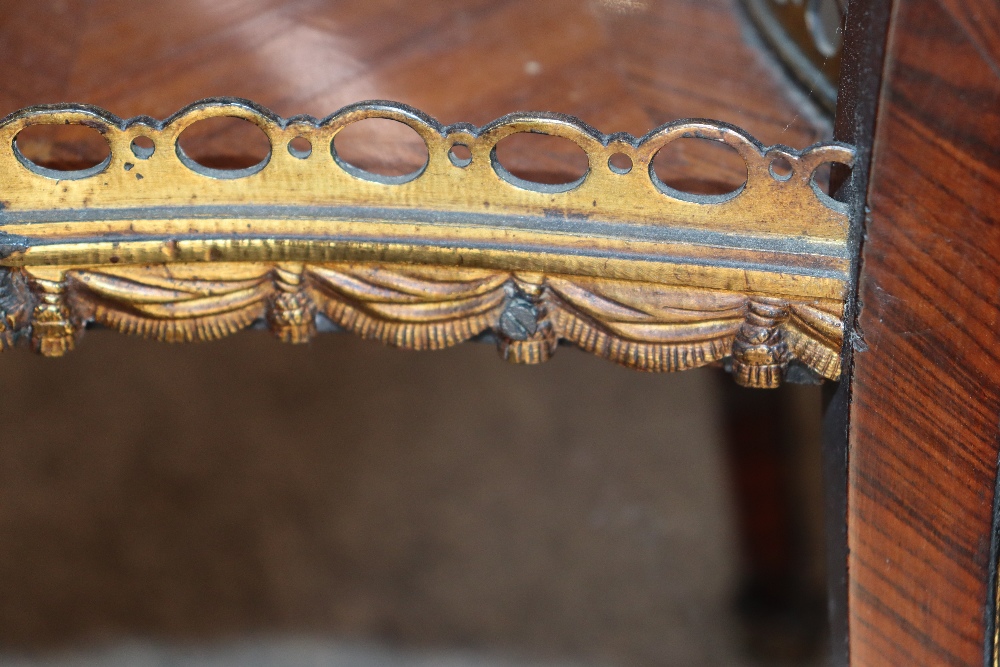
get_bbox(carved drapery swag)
[0,99,853,388]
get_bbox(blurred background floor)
[0,335,742,666]
[0,638,587,666]
[0,0,829,664]
[0,333,826,666]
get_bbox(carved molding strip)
[0,99,853,388]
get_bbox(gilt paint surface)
[0,99,852,387]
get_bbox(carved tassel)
[0,269,32,351]
[731,297,790,389]
[28,273,76,357]
[268,263,316,344]
[496,277,557,364]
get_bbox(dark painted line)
[0,204,850,259]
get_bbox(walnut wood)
[0,2,868,661]
[845,0,1000,663]
[0,6,848,387]
[0,0,827,173]
[826,0,895,662]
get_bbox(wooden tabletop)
[0,0,826,187]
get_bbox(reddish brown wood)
[0,2,834,659]
[846,0,1000,664]
[723,381,827,658]
[0,0,824,175]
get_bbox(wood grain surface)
[0,1,837,661]
[846,0,1000,664]
[0,1,842,388]
[0,0,826,174]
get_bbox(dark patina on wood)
[838,0,1000,664]
[823,0,895,663]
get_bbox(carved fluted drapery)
[0,99,853,388]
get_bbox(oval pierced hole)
[812,162,834,197]
[131,136,155,159]
[14,123,111,178]
[332,118,428,184]
[811,161,853,200]
[769,156,794,181]
[449,143,472,168]
[651,137,747,201]
[492,132,589,192]
[176,116,271,178]
[288,136,312,159]
[608,152,633,174]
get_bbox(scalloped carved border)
[0,98,853,241]
[0,99,852,388]
[0,262,842,388]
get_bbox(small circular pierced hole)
[288,136,312,159]
[130,136,155,160]
[769,156,793,181]
[608,152,633,174]
[448,143,472,168]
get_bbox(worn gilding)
[0,98,853,387]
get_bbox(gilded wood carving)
[0,99,853,388]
